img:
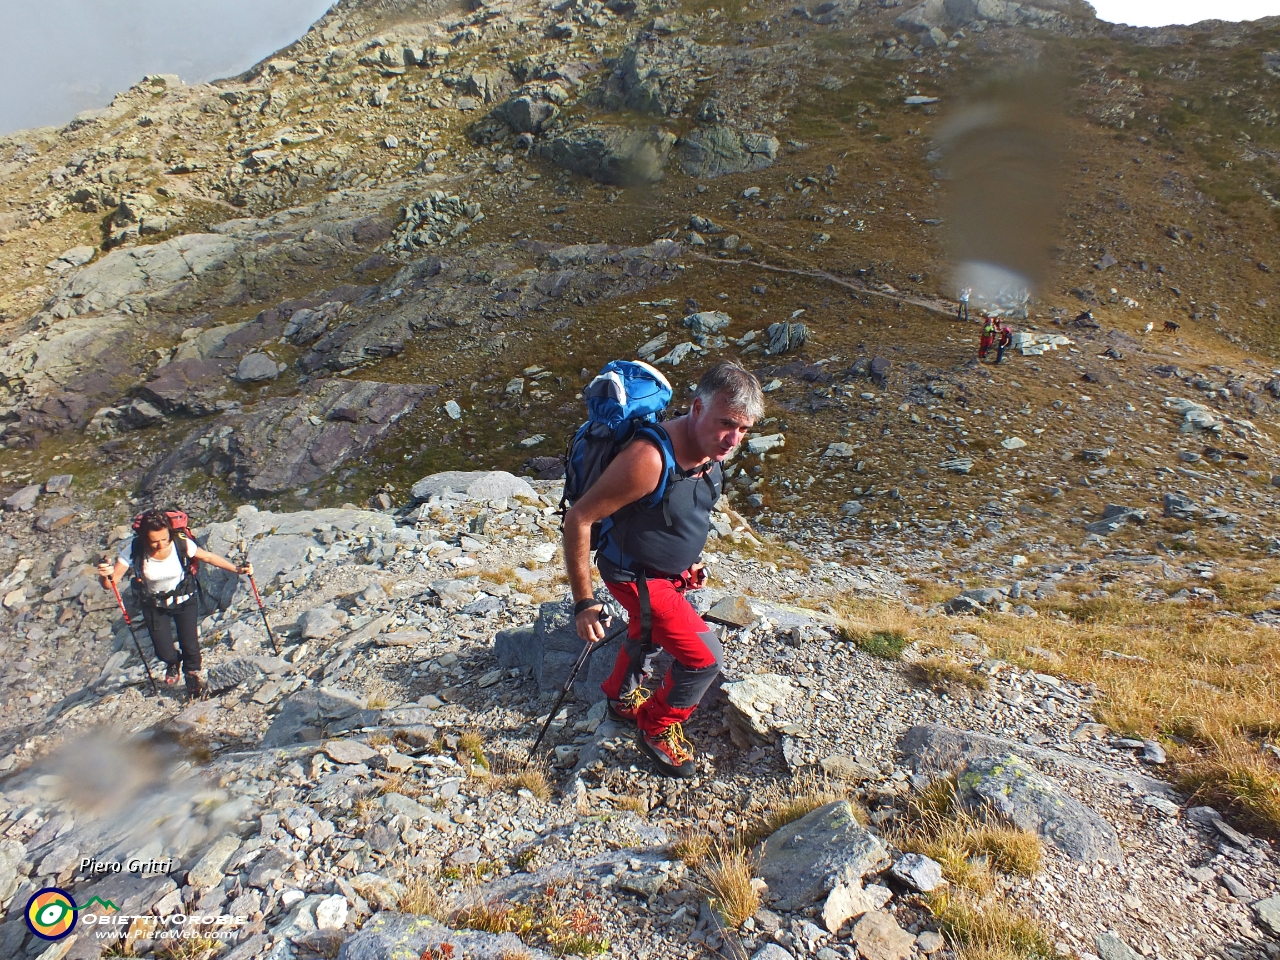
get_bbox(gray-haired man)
[562,361,764,777]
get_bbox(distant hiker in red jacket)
[979,317,997,360]
[996,323,1014,364]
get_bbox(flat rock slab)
[411,469,536,502]
[494,591,625,699]
[187,834,241,889]
[325,739,379,765]
[822,879,891,933]
[147,380,428,496]
[723,673,794,748]
[1252,896,1280,936]
[706,594,758,628]
[3,484,40,512]
[36,505,78,532]
[757,801,890,911]
[44,475,74,495]
[141,357,230,414]
[890,853,943,892]
[1095,933,1144,960]
[958,753,1123,863]
[260,688,380,749]
[852,910,915,960]
[338,911,554,960]
[898,723,1175,796]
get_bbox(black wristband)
[574,598,603,615]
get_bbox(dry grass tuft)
[893,778,1043,894]
[835,604,915,660]
[613,795,648,815]
[741,776,858,848]
[399,875,449,918]
[1176,736,1280,837]
[452,897,535,936]
[377,771,425,799]
[458,730,490,771]
[904,656,990,693]
[671,828,715,869]
[496,767,553,802]
[927,889,1054,960]
[157,934,223,960]
[453,886,610,956]
[701,843,760,928]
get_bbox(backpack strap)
[635,570,653,647]
[632,424,678,511]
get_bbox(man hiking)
[996,322,1014,364]
[563,361,762,778]
[97,509,252,697]
[957,287,971,321]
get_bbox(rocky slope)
[1,0,1280,957]
[0,470,1276,960]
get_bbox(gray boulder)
[1252,896,1280,937]
[235,353,280,382]
[756,801,890,910]
[142,358,231,415]
[299,606,343,639]
[339,912,554,960]
[722,674,794,748]
[261,687,382,748]
[497,95,559,134]
[901,726,1123,863]
[494,591,625,700]
[3,484,41,512]
[1085,504,1147,535]
[685,311,732,336]
[124,398,166,429]
[890,853,944,892]
[1163,492,1200,520]
[411,470,536,503]
[678,126,779,179]
[536,125,677,186]
[766,320,807,355]
[943,594,983,615]
[1095,933,1144,960]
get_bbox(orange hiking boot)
[639,722,696,779]
[607,687,651,724]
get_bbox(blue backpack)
[560,360,678,550]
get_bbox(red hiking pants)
[601,577,723,736]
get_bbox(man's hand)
[690,562,708,589]
[237,563,253,577]
[575,604,611,643]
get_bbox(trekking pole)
[526,612,623,767]
[247,573,281,656]
[103,565,159,697]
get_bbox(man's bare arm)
[563,439,663,641]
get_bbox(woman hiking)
[97,509,252,698]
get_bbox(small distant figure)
[979,316,997,360]
[996,322,1014,364]
[957,287,971,321]
[1163,320,1180,332]
[1144,321,1154,334]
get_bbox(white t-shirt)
[120,535,199,595]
